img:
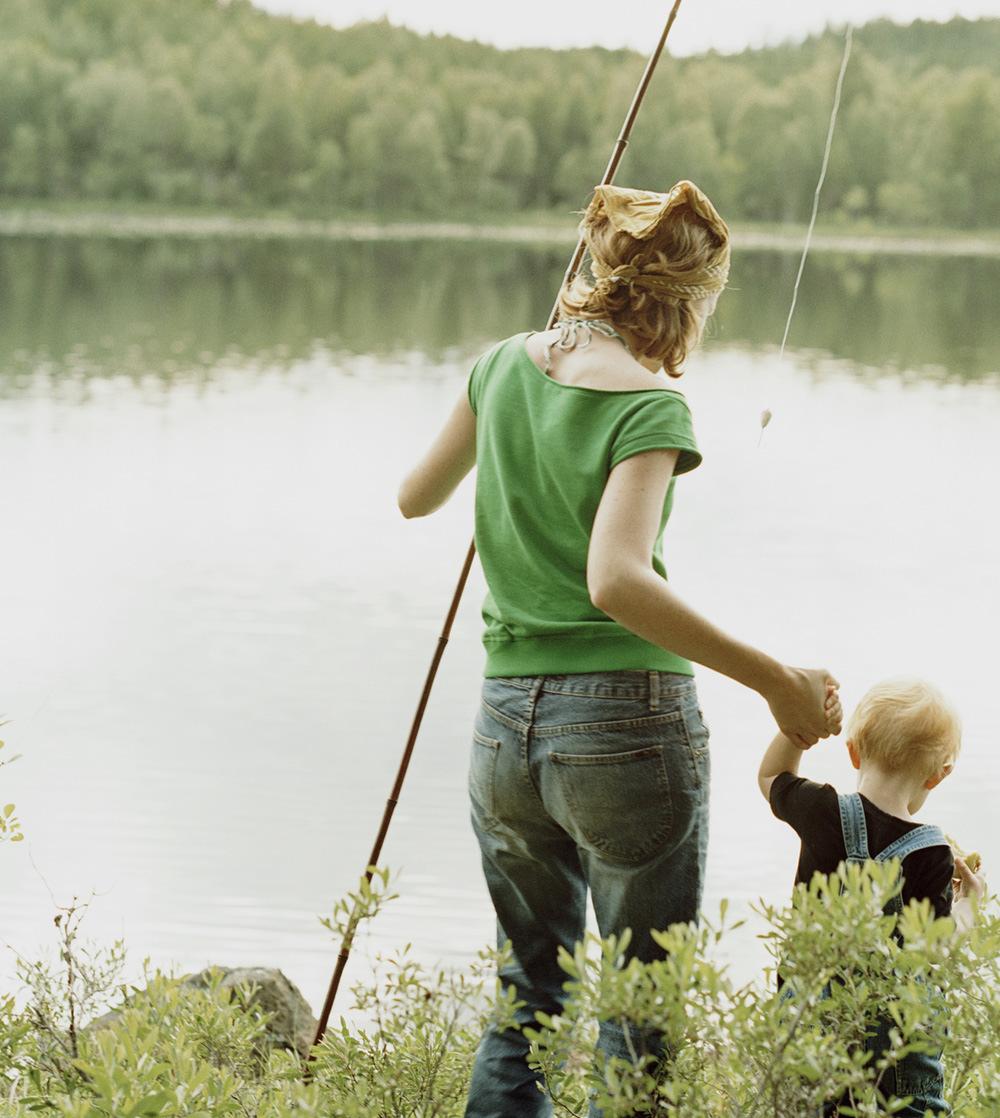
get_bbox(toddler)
[758,678,985,1115]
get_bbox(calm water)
[1,235,999,1010]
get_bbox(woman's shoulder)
[472,332,533,372]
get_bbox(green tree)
[296,138,345,209]
[493,118,537,209]
[455,105,503,206]
[238,47,310,206]
[3,123,44,195]
[0,2,999,224]
[938,69,1000,227]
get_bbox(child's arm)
[758,684,842,800]
[757,733,808,801]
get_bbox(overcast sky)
[254,0,1000,53]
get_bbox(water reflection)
[1,232,998,999]
[0,237,997,389]
[721,251,1000,379]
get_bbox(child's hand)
[766,668,841,747]
[953,855,986,905]
[824,682,843,737]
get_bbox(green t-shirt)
[467,332,702,678]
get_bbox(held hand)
[825,683,843,736]
[765,667,841,748]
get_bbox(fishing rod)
[310,0,686,1052]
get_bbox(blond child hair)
[847,678,961,781]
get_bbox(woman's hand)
[764,667,841,748]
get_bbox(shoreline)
[1,208,999,258]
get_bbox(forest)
[1,0,999,228]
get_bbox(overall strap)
[874,824,950,865]
[873,824,950,916]
[837,792,870,862]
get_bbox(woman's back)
[468,330,701,679]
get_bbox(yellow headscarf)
[584,180,731,302]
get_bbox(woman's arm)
[587,449,840,745]
[398,390,477,518]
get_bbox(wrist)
[746,656,792,700]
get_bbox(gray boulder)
[182,966,318,1059]
[88,965,318,1060]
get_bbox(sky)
[253,0,1000,54]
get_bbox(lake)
[1,233,998,1013]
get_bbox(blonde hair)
[847,678,961,780]
[558,200,727,376]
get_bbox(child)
[758,678,986,1115]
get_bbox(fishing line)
[761,23,854,442]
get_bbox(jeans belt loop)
[648,670,660,712]
[527,676,545,719]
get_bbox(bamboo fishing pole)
[310,0,686,1051]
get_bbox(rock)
[182,967,318,1059]
[87,966,318,1060]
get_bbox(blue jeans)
[779,982,949,1116]
[463,670,711,1118]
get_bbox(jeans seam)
[485,675,696,699]
[679,708,710,790]
[539,682,694,698]
[481,697,528,733]
[481,700,687,738]
[550,745,663,766]
[522,727,549,814]
[532,711,683,737]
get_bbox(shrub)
[521,862,1000,1116]
[0,862,995,1116]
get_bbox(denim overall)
[463,670,710,1118]
[832,792,950,1116]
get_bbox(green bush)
[0,862,996,1116]
[521,863,1000,1116]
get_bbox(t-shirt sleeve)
[467,352,486,416]
[608,392,702,474]
[910,848,955,920]
[769,773,839,839]
[930,862,955,920]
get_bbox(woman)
[398,181,840,1117]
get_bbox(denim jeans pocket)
[550,743,672,865]
[547,715,688,865]
[892,1044,948,1114]
[895,1056,946,1111]
[469,729,502,818]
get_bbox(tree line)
[1,0,999,228]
